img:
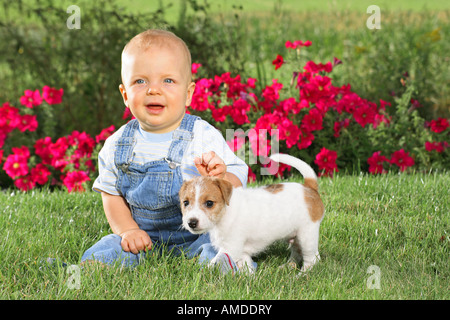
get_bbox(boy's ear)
[119,84,128,107]
[185,82,196,107]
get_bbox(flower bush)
[183,40,449,180]
[1,40,449,191]
[0,88,115,192]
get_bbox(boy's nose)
[147,85,161,95]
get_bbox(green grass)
[0,172,448,299]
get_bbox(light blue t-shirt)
[93,119,248,195]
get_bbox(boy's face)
[119,42,195,133]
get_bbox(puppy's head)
[179,176,233,234]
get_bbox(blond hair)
[121,29,192,81]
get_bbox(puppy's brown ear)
[214,178,233,206]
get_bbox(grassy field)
[0,172,448,300]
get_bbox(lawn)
[0,172,448,300]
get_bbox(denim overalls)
[81,114,216,267]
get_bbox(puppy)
[179,153,324,273]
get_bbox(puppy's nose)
[188,218,198,229]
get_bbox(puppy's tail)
[269,153,319,191]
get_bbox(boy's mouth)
[145,103,165,114]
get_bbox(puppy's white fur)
[179,153,324,273]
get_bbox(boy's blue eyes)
[134,79,174,84]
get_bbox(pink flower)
[333,118,350,138]
[278,117,301,148]
[367,151,388,174]
[247,78,257,88]
[304,61,332,74]
[314,148,338,177]
[429,118,449,133]
[42,86,64,105]
[122,107,134,120]
[49,137,70,171]
[425,141,447,153]
[301,108,323,132]
[20,89,43,108]
[3,154,29,179]
[95,125,115,143]
[229,98,251,125]
[0,102,21,133]
[332,57,342,66]
[390,149,415,172]
[34,137,53,165]
[17,114,38,132]
[191,63,202,74]
[63,171,90,193]
[379,99,391,111]
[31,164,51,185]
[297,129,314,150]
[12,146,31,158]
[278,97,307,115]
[285,40,312,49]
[352,104,377,128]
[272,54,284,70]
[14,175,35,191]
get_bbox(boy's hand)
[120,228,152,254]
[194,151,227,179]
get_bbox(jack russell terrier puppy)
[179,153,324,273]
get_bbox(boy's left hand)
[194,151,227,179]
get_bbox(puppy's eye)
[205,200,214,208]
[183,200,189,207]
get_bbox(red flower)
[425,141,447,153]
[297,129,314,150]
[304,61,332,74]
[278,97,307,115]
[332,57,342,66]
[14,175,35,191]
[230,98,251,125]
[63,171,90,193]
[17,114,38,132]
[31,164,51,185]
[390,149,415,172]
[314,148,338,177]
[379,99,391,111]
[95,125,116,143]
[278,117,301,148]
[34,137,53,165]
[353,104,377,128]
[429,118,449,133]
[333,118,350,138]
[12,146,31,158]
[42,86,64,105]
[0,102,21,133]
[20,89,43,108]
[367,151,388,174]
[3,154,29,179]
[272,54,284,70]
[301,108,323,132]
[191,63,202,74]
[285,40,312,49]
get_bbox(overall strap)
[114,119,139,172]
[166,114,200,165]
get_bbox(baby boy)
[81,29,248,268]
